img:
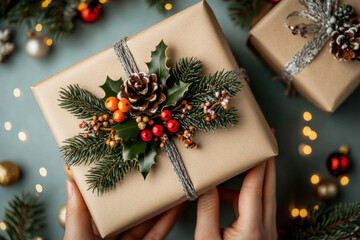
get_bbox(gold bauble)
[315,178,338,201]
[64,164,73,178]
[57,204,67,228]
[0,161,20,186]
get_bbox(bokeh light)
[310,174,320,185]
[300,209,308,218]
[46,38,53,46]
[13,88,21,97]
[314,205,319,211]
[164,3,172,10]
[291,208,299,218]
[4,121,12,131]
[303,111,312,121]
[0,222,6,231]
[18,131,28,142]
[303,145,312,155]
[303,126,312,136]
[35,24,42,32]
[309,131,317,140]
[99,0,107,3]
[36,184,43,193]
[39,167,48,177]
[340,176,349,186]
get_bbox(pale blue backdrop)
[0,0,359,239]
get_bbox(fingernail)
[66,180,73,199]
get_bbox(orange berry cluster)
[201,91,231,122]
[177,126,198,149]
[178,100,193,119]
[105,97,131,123]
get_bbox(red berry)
[141,129,152,142]
[80,5,101,23]
[167,119,180,133]
[152,125,164,137]
[160,110,172,121]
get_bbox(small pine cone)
[330,23,360,61]
[118,72,166,116]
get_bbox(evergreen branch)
[1,192,45,240]
[289,203,360,240]
[175,107,239,132]
[171,57,203,84]
[60,133,115,166]
[227,0,266,27]
[58,84,111,120]
[86,150,135,195]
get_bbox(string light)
[13,88,21,97]
[303,111,312,121]
[39,167,48,177]
[4,121,12,131]
[164,3,172,10]
[310,174,320,185]
[99,0,108,3]
[0,222,6,231]
[46,38,53,46]
[340,176,349,186]
[35,24,42,32]
[303,126,312,136]
[77,2,88,11]
[18,131,28,142]
[299,144,312,156]
[309,131,317,140]
[35,184,43,193]
[291,208,300,218]
[314,205,319,211]
[300,209,308,218]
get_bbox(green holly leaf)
[146,40,170,87]
[123,140,147,162]
[99,76,123,100]
[113,119,140,141]
[138,142,158,179]
[163,81,192,108]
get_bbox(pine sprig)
[227,0,266,27]
[60,133,115,166]
[1,193,45,240]
[289,203,360,240]
[58,84,111,120]
[86,150,135,195]
[171,57,203,84]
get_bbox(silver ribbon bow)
[278,0,339,94]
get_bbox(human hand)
[195,157,277,240]
[64,179,186,240]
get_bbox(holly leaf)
[163,81,192,108]
[138,142,158,179]
[100,76,123,100]
[112,119,140,141]
[123,140,147,162]
[146,40,170,87]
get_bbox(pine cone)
[118,72,166,116]
[330,23,360,61]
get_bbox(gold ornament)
[0,161,20,186]
[64,164,73,178]
[315,178,338,201]
[24,33,50,59]
[57,204,67,228]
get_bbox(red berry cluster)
[139,110,180,142]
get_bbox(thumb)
[64,179,95,240]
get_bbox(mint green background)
[0,0,359,239]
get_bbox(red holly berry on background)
[80,4,101,23]
[326,146,351,176]
[152,125,164,137]
[141,129,153,142]
[167,119,180,133]
[160,110,172,121]
[268,0,280,3]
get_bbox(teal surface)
[0,0,359,239]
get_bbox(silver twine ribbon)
[278,0,338,94]
[113,37,248,201]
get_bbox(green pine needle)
[1,192,45,240]
[58,84,111,120]
[227,0,266,27]
[171,57,203,84]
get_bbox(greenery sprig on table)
[288,202,360,240]
[58,40,242,195]
[0,192,45,240]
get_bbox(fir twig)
[60,133,115,166]
[1,192,45,240]
[289,203,360,240]
[58,84,111,120]
[227,0,266,27]
[171,57,203,84]
[86,149,135,195]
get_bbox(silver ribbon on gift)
[278,0,338,94]
[113,38,248,201]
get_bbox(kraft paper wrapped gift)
[31,1,278,237]
[249,0,360,113]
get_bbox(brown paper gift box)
[31,1,278,237]
[249,0,360,113]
